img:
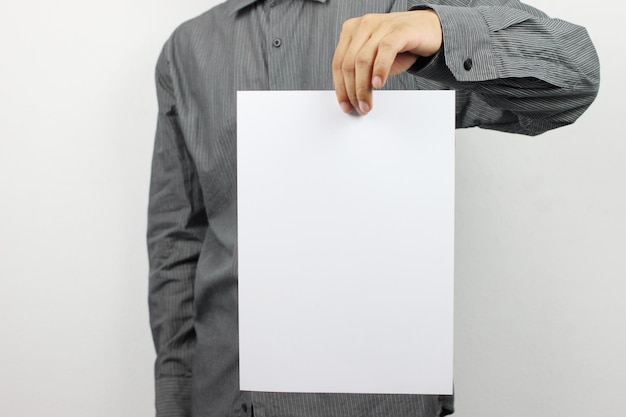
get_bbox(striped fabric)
[147,1,599,416]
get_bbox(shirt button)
[241,403,248,413]
[463,58,473,71]
[272,38,282,48]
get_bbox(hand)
[332,10,443,115]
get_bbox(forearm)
[409,1,600,135]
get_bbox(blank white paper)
[237,90,455,395]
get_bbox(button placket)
[267,1,285,89]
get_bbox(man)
[147,1,599,416]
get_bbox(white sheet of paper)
[237,90,455,395]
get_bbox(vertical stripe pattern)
[147,0,598,416]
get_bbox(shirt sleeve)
[408,1,600,135]
[147,40,207,417]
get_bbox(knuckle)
[377,20,391,32]
[360,14,376,26]
[331,57,342,72]
[342,61,355,73]
[355,54,371,69]
[379,36,397,50]
[341,18,356,31]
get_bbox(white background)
[0,1,623,416]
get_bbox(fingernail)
[372,76,383,88]
[358,101,370,114]
[339,101,353,113]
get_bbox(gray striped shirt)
[147,1,599,416]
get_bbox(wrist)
[407,8,442,58]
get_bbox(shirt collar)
[228,0,327,16]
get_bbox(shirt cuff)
[408,4,497,83]
[156,377,192,417]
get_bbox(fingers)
[332,11,443,116]
[371,34,404,88]
[332,24,352,113]
[332,17,401,115]
[333,17,375,115]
